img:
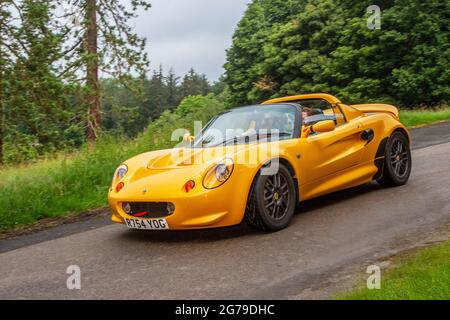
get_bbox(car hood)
[128,143,264,170]
[146,147,216,169]
[123,141,282,178]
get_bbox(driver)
[302,107,314,119]
[302,107,324,125]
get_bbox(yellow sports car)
[108,93,411,231]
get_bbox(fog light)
[123,202,131,214]
[167,203,175,214]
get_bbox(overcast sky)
[129,0,252,81]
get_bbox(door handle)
[361,128,374,143]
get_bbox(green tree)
[224,0,304,106]
[225,0,450,107]
[329,0,450,106]
[252,0,344,102]
[180,68,210,98]
[211,74,227,96]
[143,66,170,121]
[101,77,144,137]
[1,0,81,163]
[100,66,214,138]
[0,1,14,163]
[57,0,151,141]
[166,68,181,108]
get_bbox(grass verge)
[400,107,450,127]
[337,239,450,299]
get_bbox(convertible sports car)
[108,93,411,231]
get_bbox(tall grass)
[0,136,137,229]
[400,106,450,127]
[0,95,226,230]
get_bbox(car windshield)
[192,104,298,148]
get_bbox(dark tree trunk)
[86,0,100,142]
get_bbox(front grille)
[123,202,174,218]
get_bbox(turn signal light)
[116,182,125,193]
[184,180,195,193]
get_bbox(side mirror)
[183,133,195,143]
[311,120,335,133]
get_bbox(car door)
[298,104,368,199]
[300,121,365,181]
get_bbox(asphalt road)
[0,122,449,299]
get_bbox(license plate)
[124,217,169,230]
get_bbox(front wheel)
[377,131,412,187]
[245,164,297,231]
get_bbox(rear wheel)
[377,131,411,187]
[245,164,296,231]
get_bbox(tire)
[245,163,297,231]
[377,131,412,187]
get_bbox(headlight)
[203,158,234,189]
[114,164,128,181]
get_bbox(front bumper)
[108,170,250,230]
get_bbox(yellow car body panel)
[351,103,400,119]
[108,93,410,230]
